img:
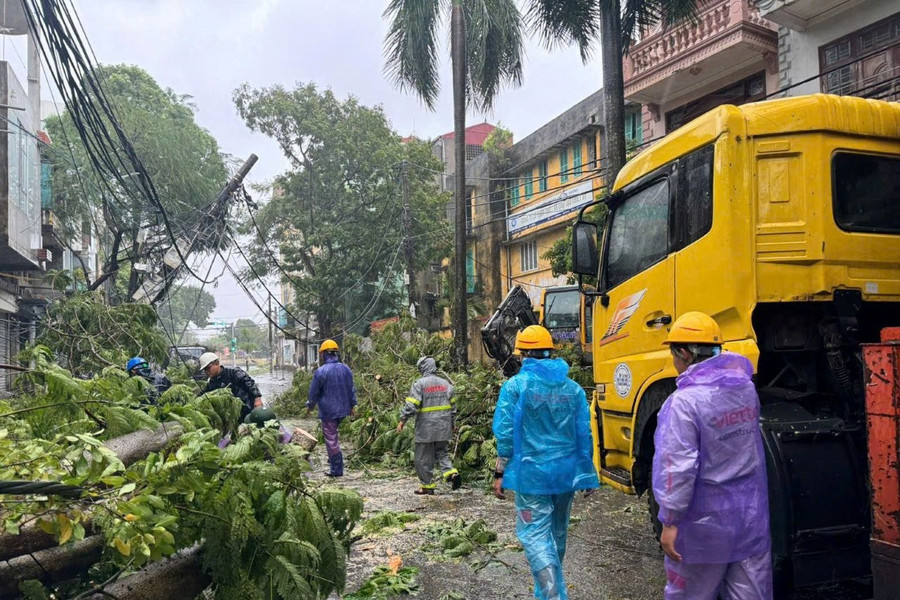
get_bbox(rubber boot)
[326,452,344,477]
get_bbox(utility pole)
[231,322,236,367]
[268,295,274,376]
[401,160,416,313]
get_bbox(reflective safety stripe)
[420,404,452,413]
[405,397,421,406]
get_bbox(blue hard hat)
[126,356,147,372]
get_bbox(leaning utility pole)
[401,160,416,312]
[268,295,274,375]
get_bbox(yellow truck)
[571,94,900,590]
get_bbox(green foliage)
[340,315,503,484]
[34,292,169,375]
[344,565,420,599]
[483,125,513,157]
[44,64,228,296]
[424,518,503,569]
[383,0,524,111]
[157,284,217,345]
[233,83,449,336]
[361,511,421,536]
[541,200,608,285]
[0,357,364,599]
[555,344,594,391]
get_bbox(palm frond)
[383,0,444,109]
[465,0,525,111]
[525,0,601,63]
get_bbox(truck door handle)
[646,315,672,327]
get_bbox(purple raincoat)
[307,353,357,420]
[652,352,770,565]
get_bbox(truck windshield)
[833,153,900,234]
[605,179,670,289]
[544,290,580,329]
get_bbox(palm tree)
[526,0,698,181]
[384,0,524,368]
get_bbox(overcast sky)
[59,0,603,327]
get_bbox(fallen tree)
[1,351,363,599]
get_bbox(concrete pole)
[268,295,273,375]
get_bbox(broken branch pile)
[1,348,363,599]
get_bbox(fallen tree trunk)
[104,421,184,467]
[0,520,95,562]
[82,545,209,600]
[0,423,184,561]
[0,535,103,597]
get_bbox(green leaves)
[344,564,420,599]
[233,83,449,337]
[1,357,363,598]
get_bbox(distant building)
[759,0,899,101]
[0,16,49,390]
[431,122,496,192]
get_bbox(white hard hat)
[198,352,219,371]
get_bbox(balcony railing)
[629,1,735,78]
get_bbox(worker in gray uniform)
[397,356,462,494]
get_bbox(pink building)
[624,0,779,144]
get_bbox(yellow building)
[500,89,606,305]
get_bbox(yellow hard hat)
[663,312,723,346]
[515,325,554,351]
[319,339,339,353]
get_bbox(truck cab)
[572,94,900,589]
[538,285,592,364]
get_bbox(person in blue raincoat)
[492,325,599,600]
[306,339,356,477]
[653,312,771,600]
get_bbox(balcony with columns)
[624,0,778,139]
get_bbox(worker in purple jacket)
[306,339,356,477]
[653,312,772,600]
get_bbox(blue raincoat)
[653,352,770,565]
[493,357,598,494]
[493,357,599,600]
[307,353,357,420]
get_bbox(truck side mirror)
[572,221,598,276]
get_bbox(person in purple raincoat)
[653,312,772,600]
[306,339,357,477]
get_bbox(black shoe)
[449,473,462,490]
[324,471,342,478]
[414,487,435,495]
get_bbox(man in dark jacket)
[199,352,262,424]
[306,339,356,477]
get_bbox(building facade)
[499,89,606,305]
[624,0,779,144]
[759,0,900,101]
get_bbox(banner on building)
[507,180,595,235]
